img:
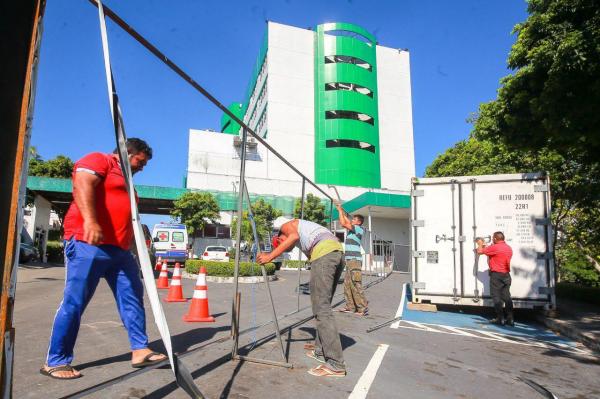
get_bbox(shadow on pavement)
[76,322,230,372]
[541,348,600,365]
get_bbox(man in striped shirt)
[334,201,368,316]
[477,231,514,326]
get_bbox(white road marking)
[402,320,438,332]
[475,329,515,343]
[348,344,390,399]
[436,325,479,337]
[389,283,407,329]
[394,321,592,356]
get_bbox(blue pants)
[46,239,148,366]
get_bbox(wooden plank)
[407,302,438,312]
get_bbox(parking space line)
[474,329,515,343]
[393,321,592,357]
[436,325,479,337]
[402,320,438,332]
[348,344,390,399]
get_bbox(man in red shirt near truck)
[477,231,514,326]
[41,138,166,380]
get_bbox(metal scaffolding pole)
[230,128,248,358]
[297,178,306,312]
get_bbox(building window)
[325,110,374,125]
[373,239,393,257]
[324,55,372,71]
[325,82,373,98]
[217,226,231,239]
[203,225,217,238]
[326,139,376,153]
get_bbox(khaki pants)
[343,259,368,312]
[310,251,346,370]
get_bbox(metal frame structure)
[230,178,292,368]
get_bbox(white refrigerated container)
[411,173,556,310]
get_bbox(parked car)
[19,229,39,264]
[201,246,229,262]
[152,223,188,264]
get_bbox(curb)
[535,314,600,353]
[182,271,278,284]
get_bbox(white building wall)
[371,217,410,245]
[265,22,315,185]
[376,47,416,192]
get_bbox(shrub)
[46,241,64,263]
[48,230,62,242]
[185,260,275,277]
[556,283,600,307]
[283,260,307,269]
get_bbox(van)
[152,223,188,264]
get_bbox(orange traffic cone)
[156,262,169,290]
[155,256,163,271]
[183,267,215,322]
[164,263,187,302]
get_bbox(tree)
[231,199,282,247]
[26,154,75,228]
[170,192,220,243]
[29,155,74,178]
[294,193,328,226]
[473,0,600,170]
[425,135,600,284]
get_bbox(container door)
[461,179,551,301]
[413,181,461,297]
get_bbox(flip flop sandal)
[307,364,346,378]
[336,308,355,313]
[355,309,369,316]
[131,351,167,368]
[39,364,82,380]
[306,350,325,363]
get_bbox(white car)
[201,246,229,262]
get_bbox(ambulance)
[152,223,189,264]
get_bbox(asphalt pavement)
[12,264,600,399]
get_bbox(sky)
[31,0,528,225]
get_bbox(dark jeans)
[309,250,345,371]
[490,271,513,321]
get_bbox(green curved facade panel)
[323,90,377,115]
[320,119,377,143]
[322,64,377,90]
[315,22,381,188]
[220,102,244,134]
[323,36,376,66]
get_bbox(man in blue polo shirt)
[334,201,368,316]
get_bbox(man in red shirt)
[41,138,166,380]
[477,231,514,326]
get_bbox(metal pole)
[297,178,305,312]
[231,128,248,358]
[329,200,334,231]
[368,207,373,279]
[260,265,287,362]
